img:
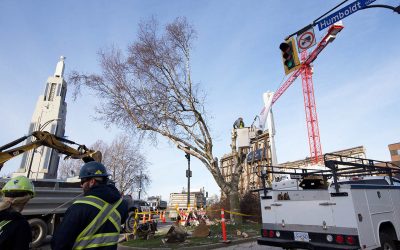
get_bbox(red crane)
[271,23,344,164]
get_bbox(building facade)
[220,130,275,197]
[220,129,367,197]
[389,142,400,166]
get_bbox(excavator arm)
[0,131,102,170]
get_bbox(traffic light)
[279,37,300,75]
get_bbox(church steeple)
[14,57,68,179]
[54,56,65,77]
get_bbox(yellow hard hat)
[2,176,35,197]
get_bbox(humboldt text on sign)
[317,0,376,31]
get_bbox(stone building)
[220,129,275,197]
[220,129,366,197]
[389,142,400,166]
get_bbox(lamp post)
[27,118,61,178]
[185,147,191,209]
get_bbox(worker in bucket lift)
[51,161,128,250]
[0,176,35,250]
[233,117,245,129]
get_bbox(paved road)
[214,240,281,249]
[37,237,283,250]
[36,223,284,250]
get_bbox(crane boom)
[260,22,344,164]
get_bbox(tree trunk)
[228,184,242,225]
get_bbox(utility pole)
[138,171,142,200]
[185,147,191,209]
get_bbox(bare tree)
[58,158,82,180]
[101,136,150,195]
[70,17,244,222]
[58,135,150,195]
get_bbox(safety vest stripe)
[108,215,120,231]
[112,207,121,220]
[0,220,11,229]
[73,198,123,249]
[76,196,121,239]
[79,232,119,241]
[79,196,121,221]
[74,232,119,249]
[73,200,103,210]
[77,202,110,239]
[73,196,107,208]
[94,199,122,234]
[76,199,122,239]
[85,196,122,219]
[85,195,108,205]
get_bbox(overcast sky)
[0,0,399,201]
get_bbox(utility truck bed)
[257,154,400,250]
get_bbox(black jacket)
[0,208,32,250]
[51,184,128,250]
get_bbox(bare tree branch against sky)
[0,1,398,201]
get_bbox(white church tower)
[14,56,68,179]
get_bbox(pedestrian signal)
[279,37,300,75]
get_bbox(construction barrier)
[224,210,254,217]
[142,211,146,223]
[133,209,138,238]
[221,208,227,242]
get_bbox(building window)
[48,83,56,101]
[391,149,400,156]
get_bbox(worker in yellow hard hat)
[0,176,35,250]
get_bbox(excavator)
[0,130,102,247]
[0,130,102,171]
[0,131,157,246]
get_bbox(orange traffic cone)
[142,212,146,223]
[162,211,166,223]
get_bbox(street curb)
[118,236,259,250]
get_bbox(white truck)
[257,154,400,250]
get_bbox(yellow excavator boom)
[0,131,101,170]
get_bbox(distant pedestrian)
[51,161,128,250]
[233,117,245,129]
[0,176,35,250]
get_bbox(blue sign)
[317,0,376,31]
[247,148,266,163]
